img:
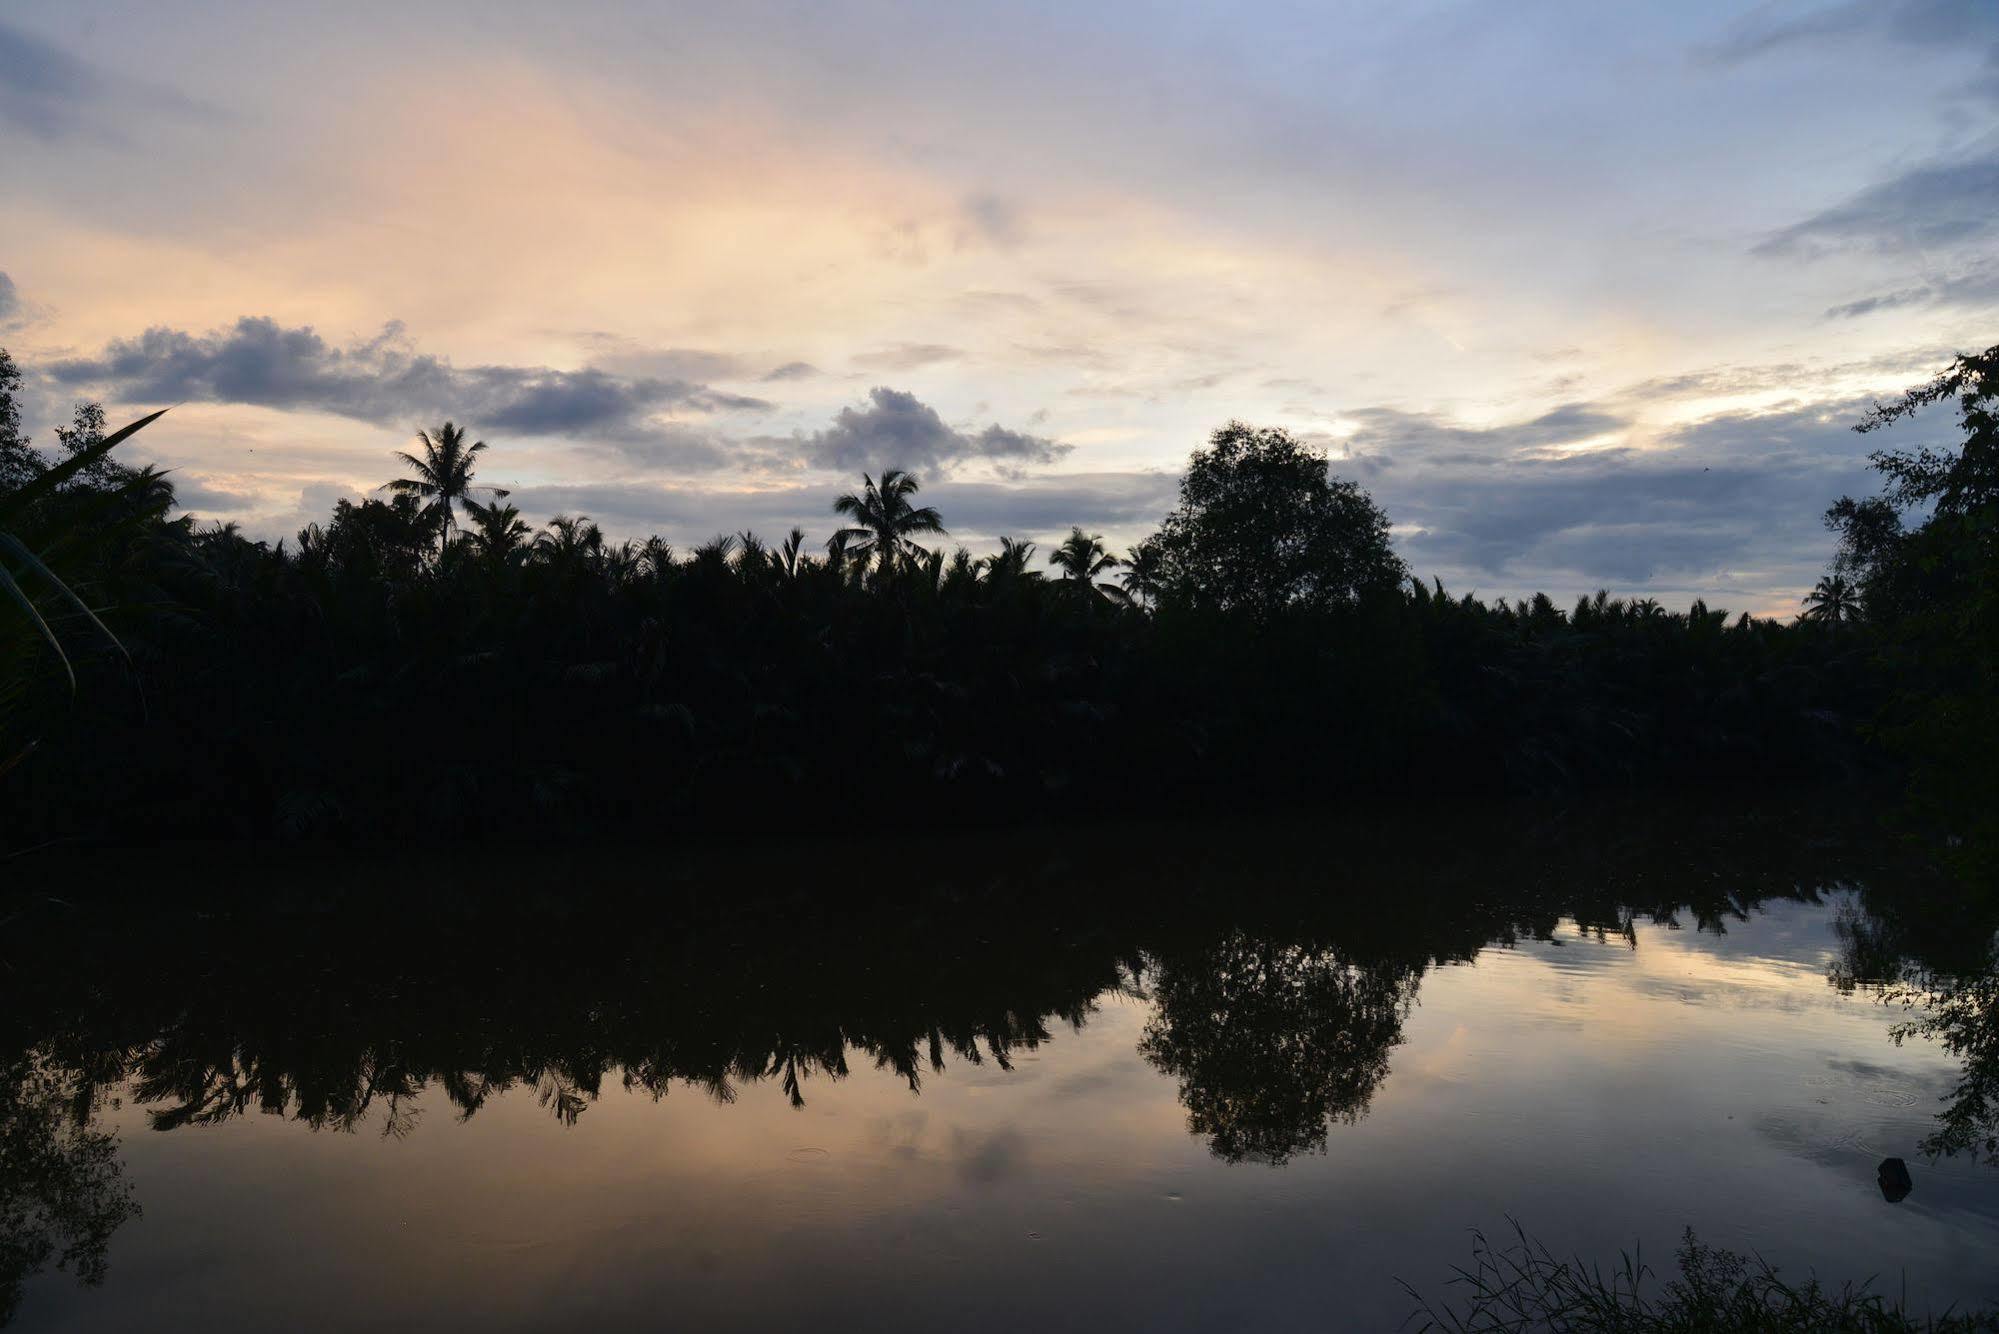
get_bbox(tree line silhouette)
[1,342,1993,849]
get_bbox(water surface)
[5,814,1996,1330]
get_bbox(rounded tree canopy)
[1143,421,1405,619]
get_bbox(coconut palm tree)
[383,422,505,557]
[771,528,809,582]
[1801,573,1859,624]
[533,514,604,574]
[1049,527,1123,600]
[1118,536,1164,606]
[831,469,945,579]
[461,496,531,566]
[983,536,1041,585]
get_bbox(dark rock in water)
[1878,1157,1913,1203]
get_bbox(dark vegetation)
[1407,1221,1999,1332]
[7,342,1995,852]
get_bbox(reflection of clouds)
[951,1126,1028,1185]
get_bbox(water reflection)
[1,806,1994,1328]
[1830,894,1999,1164]
[0,1056,138,1325]
[1141,934,1416,1165]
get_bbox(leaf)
[0,534,130,661]
[0,408,168,524]
[0,561,75,694]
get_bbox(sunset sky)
[4,0,1994,612]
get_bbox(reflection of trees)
[1832,901,1999,1164]
[1139,932,1419,1165]
[0,799,1982,1329]
[10,901,1142,1141]
[0,1052,139,1326]
[1901,964,1999,1163]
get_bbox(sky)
[3,0,1996,614]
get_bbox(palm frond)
[0,535,130,662]
[0,408,168,523]
[0,561,75,693]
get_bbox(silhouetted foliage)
[1144,421,1405,620]
[1819,342,1999,871]
[1405,1220,1999,1332]
[384,421,503,557]
[0,343,1969,851]
[0,351,38,492]
[831,467,946,579]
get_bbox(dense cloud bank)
[51,319,767,448]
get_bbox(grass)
[1401,1220,1999,1332]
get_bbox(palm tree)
[1049,527,1123,600]
[383,422,505,557]
[1118,536,1164,606]
[772,528,809,582]
[983,536,1041,585]
[533,514,604,574]
[1801,573,1859,624]
[831,470,945,579]
[461,496,531,566]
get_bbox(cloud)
[850,342,965,371]
[0,22,103,140]
[1699,0,1999,73]
[566,336,750,383]
[1337,394,1934,600]
[760,361,821,382]
[1755,150,1999,257]
[50,318,768,453]
[1824,287,1932,319]
[1340,402,1628,470]
[804,386,1070,476]
[0,20,215,141]
[172,476,261,513]
[1822,261,1999,317]
[0,271,18,326]
[1699,0,1892,63]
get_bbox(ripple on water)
[1860,1086,1922,1108]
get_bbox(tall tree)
[983,536,1040,585]
[1823,343,1999,872]
[383,423,503,557]
[1800,573,1858,624]
[534,514,604,571]
[830,469,945,579]
[1143,422,1404,621]
[1048,527,1123,600]
[52,403,127,491]
[461,496,532,566]
[0,349,43,492]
